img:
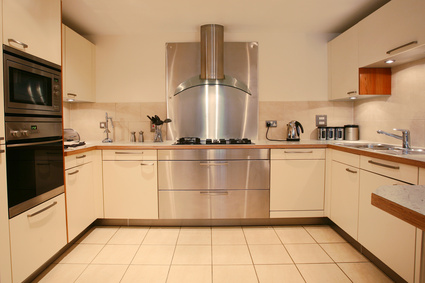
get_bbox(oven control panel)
[5,118,62,141]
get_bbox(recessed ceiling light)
[385,59,395,64]
[349,96,356,100]
[67,99,75,102]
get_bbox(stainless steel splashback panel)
[166,42,258,140]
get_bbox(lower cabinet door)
[9,194,67,283]
[271,159,325,211]
[103,160,158,219]
[330,160,360,240]
[358,170,416,282]
[66,162,96,241]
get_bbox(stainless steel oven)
[3,45,62,117]
[5,117,64,218]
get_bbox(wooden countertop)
[372,185,425,231]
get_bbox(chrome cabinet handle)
[68,170,80,175]
[345,168,357,174]
[368,160,400,170]
[8,38,28,48]
[347,91,357,95]
[76,155,86,159]
[67,93,77,97]
[140,162,154,166]
[386,41,418,54]
[115,152,143,155]
[199,162,228,166]
[284,151,313,154]
[7,139,63,148]
[27,201,57,218]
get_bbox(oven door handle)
[6,139,63,148]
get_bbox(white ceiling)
[62,0,390,36]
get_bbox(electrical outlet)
[266,120,277,127]
[150,121,156,132]
[100,122,106,129]
[315,115,327,127]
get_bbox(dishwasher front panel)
[158,160,269,190]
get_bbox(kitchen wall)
[64,101,353,142]
[354,58,425,147]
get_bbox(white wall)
[89,31,334,103]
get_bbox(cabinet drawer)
[102,150,157,161]
[9,194,67,283]
[331,149,360,168]
[360,156,417,184]
[271,148,325,160]
[65,151,93,169]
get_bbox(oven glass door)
[6,138,64,218]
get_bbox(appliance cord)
[265,125,287,142]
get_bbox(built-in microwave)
[3,45,62,117]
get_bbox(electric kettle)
[287,120,304,141]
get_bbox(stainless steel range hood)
[174,24,252,96]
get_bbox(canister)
[344,125,359,140]
[318,127,327,140]
[326,127,335,140]
[336,127,344,140]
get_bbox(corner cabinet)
[9,194,67,283]
[3,0,61,65]
[103,150,158,219]
[62,25,96,102]
[270,149,325,217]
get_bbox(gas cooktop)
[175,137,253,145]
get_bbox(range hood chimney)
[200,24,224,80]
[174,24,252,96]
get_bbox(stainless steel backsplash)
[166,42,258,140]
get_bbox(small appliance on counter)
[286,120,304,141]
[344,125,359,140]
[64,128,86,149]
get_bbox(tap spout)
[377,128,410,149]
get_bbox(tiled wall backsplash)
[354,58,425,147]
[64,101,354,142]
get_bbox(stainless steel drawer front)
[158,149,270,219]
[159,190,269,219]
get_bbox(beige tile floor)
[34,225,394,283]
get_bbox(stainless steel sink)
[334,142,425,155]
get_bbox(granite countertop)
[372,185,425,230]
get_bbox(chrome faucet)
[102,112,114,143]
[377,128,410,149]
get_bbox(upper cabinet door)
[62,25,96,102]
[3,0,61,65]
[358,0,425,67]
[328,26,358,100]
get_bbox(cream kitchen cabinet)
[420,168,425,184]
[62,25,96,102]
[3,0,61,65]
[358,156,417,283]
[329,150,360,240]
[358,0,425,67]
[65,152,96,242]
[270,149,325,217]
[103,150,158,219]
[9,194,67,283]
[328,26,358,100]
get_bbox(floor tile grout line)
[119,226,152,282]
[164,226,181,283]
[242,226,261,283]
[272,226,307,283]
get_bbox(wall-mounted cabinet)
[62,25,96,102]
[358,0,425,67]
[3,0,61,65]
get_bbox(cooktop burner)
[175,137,253,145]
